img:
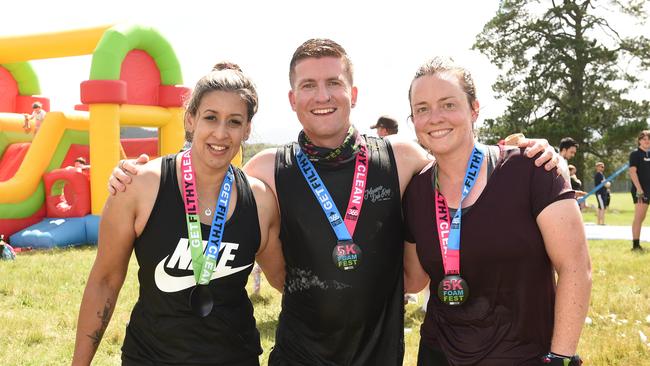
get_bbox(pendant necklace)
[197,197,213,217]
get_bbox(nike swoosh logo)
[154,257,252,293]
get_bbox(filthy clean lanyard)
[294,136,369,241]
[433,144,484,275]
[180,150,234,284]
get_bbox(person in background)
[629,130,650,251]
[23,102,46,134]
[594,162,609,225]
[251,263,263,296]
[403,56,590,366]
[568,164,587,209]
[370,115,399,137]
[0,234,16,261]
[559,137,578,161]
[71,157,90,175]
[558,137,578,182]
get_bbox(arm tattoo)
[87,299,112,348]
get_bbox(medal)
[437,274,470,306]
[189,285,214,317]
[432,144,485,306]
[295,135,369,271]
[332,241,362,270]
[180,150,234,316]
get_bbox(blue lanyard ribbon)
[180,150,235,285]
[439,144,485,252]
[295,148,353,241]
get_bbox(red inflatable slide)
[0,142,30,182]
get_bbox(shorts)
[632,192,650,204]
[596,193,610,209]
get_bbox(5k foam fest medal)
[295,136,368,270]
[180,149,235,317]
[433,144,484,306]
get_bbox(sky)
[1,0,648,145]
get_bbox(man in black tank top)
[244,39,431,366]
[271,136,405,365]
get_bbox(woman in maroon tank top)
[403,57,591,366]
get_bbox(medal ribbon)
[295,135,369,241]
[433,144,484,275]
[180,150,234,284]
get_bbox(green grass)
[1,240,649,365]
[581,192,636,226]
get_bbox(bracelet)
[637,192,645,197]
[541,352,582,365]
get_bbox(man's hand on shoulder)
[504,134,560,171]
[108,154,150,195]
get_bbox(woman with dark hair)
[73,63,284,366]
[403,57,591,366]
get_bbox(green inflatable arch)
[89,24,183,85]
[1,62,41,96]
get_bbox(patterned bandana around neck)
[298,126,361,166]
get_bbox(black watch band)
[541,353,583,366]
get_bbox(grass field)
[581,192,638,226]
[0,196,649,365]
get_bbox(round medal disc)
[437,274,469,306]
[332,241,362,270]
[189,285,214,317]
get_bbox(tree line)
[474,0,650,183]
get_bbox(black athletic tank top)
[270,136,404,366]
[121,155,262,365]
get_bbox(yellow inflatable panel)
[0,26,111,63]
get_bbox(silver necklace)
[197,197,213,217]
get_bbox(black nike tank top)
[270,136,405,366]
[121,154,262,365]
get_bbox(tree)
[474,0,650,182]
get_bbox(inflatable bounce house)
[0,25,189,249]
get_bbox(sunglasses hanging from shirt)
[180,149,234,317]
[432,144,484,306]
[295,135,369,271]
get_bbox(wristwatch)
[541,352,583,365]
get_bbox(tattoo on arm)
[87,299,112,348]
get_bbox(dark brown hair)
[184,62,258,142]
[408,56,477,115]
[289,38,354,87]
[185,62,258,122]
